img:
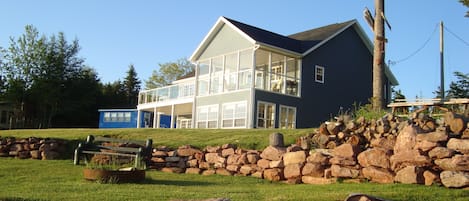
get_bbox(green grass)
[1,129,468,200]
[0,128,314,150]
[0,158,467,201]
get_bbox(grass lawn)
[0,158,467,201]
[0,128,468,201]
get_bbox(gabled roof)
[190,16,398,85]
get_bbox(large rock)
[246,153,260,164]
[394,166,424,184]
[330,165,359,178]
[428,147,455,159]
[263,168,284,181]
[390,149,431,171]
[370,137,395,151]
[301,176,335,184]
[440,171,469,188]
[329,156,357,166]
[256,159,270,169]
[332,143,360,158]
[414,140,439,152]
[301,162,325,177]
[416,131,448,143]
[221,148,235,157]
[239,165,256,176]
[307,152,329,165]
[357,148,390,169]
[447,138,469,154]
[260,146,286,161]
[283,151,306,166]
[394,125,417,153]
[423,170,440,186]
[361,166,394,184]
[284,163,303,179]
[434,154,469,171]
[185,168,201,174]
[177,145,202,157]
[205,153,225,164]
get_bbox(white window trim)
[221,101,247,128]
[256,101,276,128]
[279,105,297,129]
[315,65,325,83]
[196,104,219,128]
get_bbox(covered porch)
[137,102,193,129]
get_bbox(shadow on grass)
[0,198,46,201]
[140,178,214,186]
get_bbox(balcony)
[138,82,195,105]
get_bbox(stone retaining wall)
[0,137,66,160]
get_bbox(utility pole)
[372,0,385,110]
[440,21,445,101]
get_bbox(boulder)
[284,163,303,179]
[332,143,360,158]
[390,149,431,171]
[152,150,168,157]
[416,131,448,143]
[307,152,329,165]
[370,137,395,151]
[394,125,417,153]
[447,138,469,154]
[256,159,270,169]
[221,148,235,157]
[161,167,184,174]
[251,171,263,179]
[215,168,233,176]
[260,146,286,161]
[301,176,335,185]
[414,140,439,152]
[202,169,216,176]
[205,153,225,164]
[185,168,201,174]
[226,154,241,165]
[239,165,256,176]
[283,151,306,166]
[226,164,240,172]
[434,154,469,171]
[263,168,284,181]
[361,166,394,184]
[428,147,455,159]
[440,171,469,188]
[329,156,357,166]
[394,166,424,184]
[301,162,324,177]
[205,146,221,153]
[423,170,440,186]
[246,153,260,164]
[177,146,202,157]
[357,148,390,169]
[269,160,284,168]
[330,165,359,178]
[186,159,199,168]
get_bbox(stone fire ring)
[83,168,145,183]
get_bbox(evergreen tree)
[123,64,141,107]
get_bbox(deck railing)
[138,82,195,105]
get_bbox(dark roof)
[224,17,355,54]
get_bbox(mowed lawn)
[0,128,468,201]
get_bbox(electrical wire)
[444,26,469,47]
[389,23,439,66]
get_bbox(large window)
[257,101,275,128]
[255,49,300,96]
[196,105,218,128]
[222,101,247,128]
[103,112,132,122]
[279,105,296,129]
[196,48,253,96]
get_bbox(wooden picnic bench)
[73,135,153,169]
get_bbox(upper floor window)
[315,65,325,83]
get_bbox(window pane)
[239,49,252,70]
[211,56,223,73]
[234,119,245,127]
[197,78,209,96]
[223,120,233,127]
[210,73,222,94]
[224,53,238,92]
[255,50,269,89]
[198,60,210,76]
[238,71,251,89]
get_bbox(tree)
[392,88,406,101]
[446,71,469,98]
[145,58,194,89]
[460,0,469,17]
[123,64,141,107]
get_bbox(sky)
[1,0,468,100]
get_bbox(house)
[98,109,162,128]
[136,16,398,129]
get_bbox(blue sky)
[1,0,468,100]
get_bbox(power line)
[389,23,439,66]
[444,25,469,47]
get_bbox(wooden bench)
[73,135,153,169]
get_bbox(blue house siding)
[299,26,374,127]
[253,90,302,128]
[98,109,149,129]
